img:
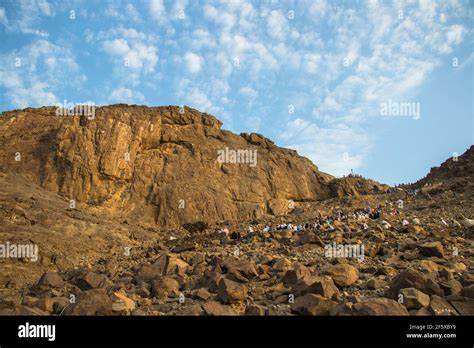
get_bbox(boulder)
[203,301,238,316]
[76,272,108,291]
[290,294,337,315]
[111,292,136,313]
[328,264,359,287]
[352,298,409,315]
[282,263,311,286]
[37,272,64,289]
[151,277,180,298]
[428,295,458,316]
[387,269,443,298]
[419,241,445,258]
[218,278,247,304]
[63,289,112,315]
[398,288,430,309]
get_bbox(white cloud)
[37,0,53,16]
[2,0,55,37]
[309,0,329,19]
[184,52,202,73]
[267,10,288,40]
[103,39,130,56]
[96,28,159,85]
[190,29,217,49]
[109,87,145,103]
[150,0,166,22]
[239,86,258,99]
[170,0,188,20]
[105,3,141,22]
[204,4,236,30]
[0,39,82,108]
[279,119,369,176]
[446,25,464,45]
[0,7,8,26]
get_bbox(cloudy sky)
[0,0,472,184]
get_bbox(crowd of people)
[216,202,403,240]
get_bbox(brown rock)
[151,277,180,298]
[449,300,474,315]
[193,288,211,301]
[419,241,445,258]
[419,260,439,273]
[290,294,337,315]
[282,263,311,286]
[428,295,458,316]
[76,272,108,291]
[177,304,204,316]
[136,264,163,282]
[387,269,443,298]
[154,254,189,277]
[63,289,112,315]
[366,278,388,290]
[440,280,462,296]
[245,304,266,316]
[303,276,340,299]
[37,272,64,289]
[353,298,409,315]
[462,284,474,299]
[111,292,136,312]
[203,301,238,316]
[218,278,247,304]
[328,264,359,287]
[398,288,430,309]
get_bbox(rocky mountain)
[0,105,385,229]
[412,146,474,194]
[0,105,471,317]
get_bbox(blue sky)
[0,0,472,185]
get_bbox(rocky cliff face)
[0,105,338,228]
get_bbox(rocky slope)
[412,145,474,196]
[0,105,472,316]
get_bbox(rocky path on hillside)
[1,178,472,316]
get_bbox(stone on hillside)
[440,280,462,296]
[419,260,439,273]
[154,254,189,277]
[282,263,311,286]
[462,284,474,299]
[151,277,180,298]
[303,276,340,299]
[37,272,64,289]
[290,294,337,315]
[398,288,430,309]
[419,241,445,258]
[352,298,409,315]
[76,272,108,290]
[218,278,247,304]
[449,300,474,315]
[203,301,238,316]
[387,269,443,298]
[328,264,359,287]
[245,304,266,316]
[63,289,112,315]
[111,292,136,312]
[366,278,388,290]
[428,295,458,316]
[193,288,211,301]
[135,264,163,282]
